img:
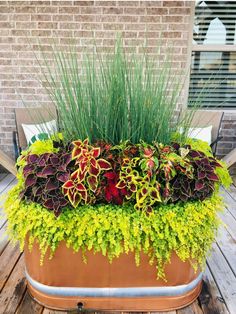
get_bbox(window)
[188,1,236,107]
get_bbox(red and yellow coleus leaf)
[76,182,86,191]
[87,175,98,192]
[92,147,101,158]
[62,180,74,189]
[73,140,82,147]
[97,159,112,170]
[72,147,82,160]
[89,164,100,176]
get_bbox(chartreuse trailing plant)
[5,184,223,279]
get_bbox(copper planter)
[24,240,202,311]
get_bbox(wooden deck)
[0,174,236,314]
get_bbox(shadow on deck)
[0,173,235,314]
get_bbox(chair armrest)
[210,136,223,149]
[13,131,20,161]
[210,136,223,156]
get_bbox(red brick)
[38,22,58,29]
[139,15,161,23]
[74,14,96,22]
[163,1,184,7]
[103,7,123,15]
[124,8,146,15]
[96,1,117,6]
[14,6,36,13]
[118,1,140,6]
[0,14,8,21]
[31,14,52,21]
[146,8,168,15]
[74,1,94,5]
[169,7,190,14]
[140,1,163,6]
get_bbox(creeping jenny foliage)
[5,182,223,279]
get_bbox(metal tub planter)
[25,240,202,311]
[4,41,232,312]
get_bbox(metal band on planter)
[25,269,203,298]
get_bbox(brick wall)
[0,0,193,158]
[1,0,236,173]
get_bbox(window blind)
[188,1,236,108]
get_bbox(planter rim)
[25,269,203,298]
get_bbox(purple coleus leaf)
[206,172,219,181]
[195,180,204,191]
[198,171,206,180]
[204,164,214,172]
[42,165,56,176]
[172,143,180,151]
[43,198,54,210]
[57,172,70,183]
[32,186,43,196]
[50,155,60,165]
[210,160,222,168]
[45,178,59,191]
[27,154,39,164]
[23,164,35,176]
[25,174,37,187]
[62,153,72,166]
[201,158,210,166]
[188,150,202,158]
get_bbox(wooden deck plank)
[0,223,9,256]
[0,175,17,229]
[16,290,44,314]
[42,309,67,314]
[0,174,16,195]
[0,255,26,314]
[207,243,236,313]
[199,266,229,314]
[0,173,7,181]
[221,187,236,219]
[218,207,236,241]
[0,244,21,292]
[176,301,202,314]
[216,226,236,276]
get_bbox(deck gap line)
[0,240,10,258]
[14,287,27,314]
[205,260,230,313]
[0,240,10,259]
[12,285,27,314]
[0,219,7,231]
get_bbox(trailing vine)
[5,184,223,279]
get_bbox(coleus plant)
[20,150,72,216]
[19,139,224,216]
[62,139,111,207]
